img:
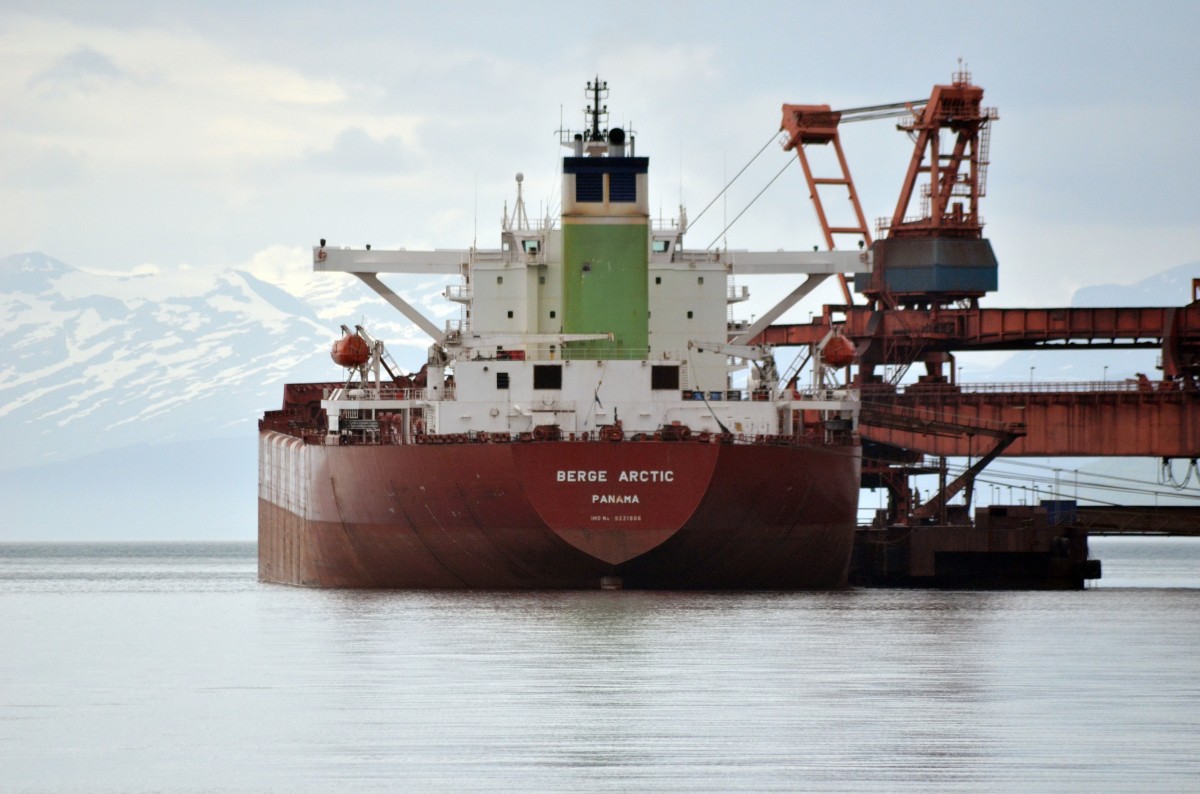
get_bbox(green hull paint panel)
[562,221,649,359]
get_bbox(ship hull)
[258,431,861,589]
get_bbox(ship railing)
[682,389,753,402]
[454,344,868,366]
[324,386,456,402]
[502,215,558,233]
[871,380,1171,396]
[461,345,658,362]
[678,388,851,403]
[561,346,653,361]
[322,428,857,448]
[650,216,685,231]
[445,284,472,301]
[790,387,857,403]
[322,383,857,406]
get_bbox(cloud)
[0,143,87,188]
[26,46,127,95]
[593,43,721,89]
[305,126,416,174]
[0,18,360,170]
[1,2,1195,305]
[0,14,428,267]
[240,245,312,294]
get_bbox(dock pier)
[848,500,1200,589]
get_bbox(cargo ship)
[259,80,867,588]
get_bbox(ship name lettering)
[618,469,674,483]
[592,494,641,504]
[557,469,608,483]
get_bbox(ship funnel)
[608,127,626,157]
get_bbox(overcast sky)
[2,0,1198,309]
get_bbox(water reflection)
[1,542,1198,792]
[300,588,1008,788]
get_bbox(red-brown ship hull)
[258,431,861,589]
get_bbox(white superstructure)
[313,90,870,445]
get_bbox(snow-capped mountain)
[0,250,454,471]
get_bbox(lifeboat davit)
[822,334,857,368]
[331,333,371,368]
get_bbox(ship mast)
[586,76,608,142]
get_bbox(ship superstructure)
[259,80,870,588]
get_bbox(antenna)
[585,76,608,142]
[512,172,529,231]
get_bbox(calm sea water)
[2,538,1199,793]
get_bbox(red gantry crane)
[764,68,1200,526]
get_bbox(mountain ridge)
[0,251,443,471]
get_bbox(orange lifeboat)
[331,333,370,368]
[822,334,856,368]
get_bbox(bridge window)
[496,372,510,389]
[534,365,562,390]
[609,172,636,202]
[651,366,679,390]
[576,173,603,203]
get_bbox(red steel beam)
[755,303,1200,378]
[759,305,1200,348]
[860,386,1200,457]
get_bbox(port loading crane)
[762,68,1200,538]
